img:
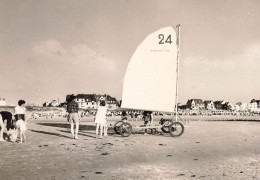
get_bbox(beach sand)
[0,116,259,180]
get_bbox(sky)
[1,0,260,106]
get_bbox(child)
[15,119,27,143]
[14,100,29,142]
[95,101,108,139]
[14,100,26,122]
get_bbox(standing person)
[143,111,154,135]
[67,95,80,139]
[14,100,26,122]
[134,112,138,121]
[95,100,108,139]
[121,111,128,121]
[14,100,31,142]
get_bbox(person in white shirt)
[95,101,108,139]
[14,100,28,142]
[14,100,26,122]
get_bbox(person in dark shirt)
[121,111,128,121]
[67,95,80,139]
[143,111,154,135]
[0,111,14,141]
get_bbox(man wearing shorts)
[67,95,80,139]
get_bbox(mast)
[175,25,180,121]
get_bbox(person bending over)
[0,111,14,141]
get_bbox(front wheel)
[119,122,132,137]
[161,119,172,133]
[169,122,184,137]
[113,121,123,134]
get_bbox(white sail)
[121,26,178,112]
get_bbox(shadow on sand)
[58,129,97,139]
[30,129,72,139]
[36,123,119,138]
[37,123,96,131]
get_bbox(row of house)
[43,94,119,109]
[66,94,119,109]
[43,100,60,107]
[181,99,260,111]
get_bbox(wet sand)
[0,117,259,180]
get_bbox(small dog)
[15,120,27,143]
[2,123,18,143]
[6,127,18,143]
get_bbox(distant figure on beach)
[121,111,127,121]
[143,111,154,135]
[134,112,138,121]
[14,100,26,121]
[95,100,108,139]
[0,111,14,141]
[67,95,80,140]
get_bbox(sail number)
[158,34,172,44]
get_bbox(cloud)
[69,44,116,71]
[71,44,97,59]
[33,40,66,58]
[180,43,260,102]
[184,43,260,72]
[32,40,117,72]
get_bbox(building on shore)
[0,98,6,106]
[42,100,59,107]
[248,101,258,111]
[66,94,119,109]
[214,100,226,110]
[186,99,204,110]
[43,102,50,107]
[204,100,215,110]
[179,99,260,112]
[250,99,260,109]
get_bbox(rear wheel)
[119,122,132,137]
[113,121,123,134]
[169,122,184,137]
[161,120,172,133]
